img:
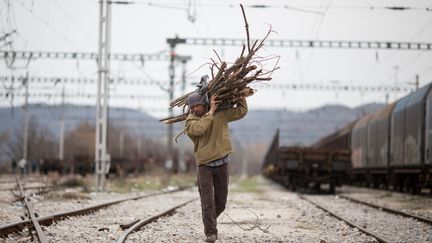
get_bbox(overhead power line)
[15,1,80,49]
[0,50,173,61]
[170,37,432,51]
[0,104,166,113]
[1,37,431,64]
[122,1,432,12]
[0,75,417,93]
[52,0,96,43]
[0,76,170,86]
[252,83,416,92]
[0,30,16,42]
[0,92,167,100]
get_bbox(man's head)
[188,93,207,117]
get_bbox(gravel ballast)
[2,176,431,242]
[305,194,432,242]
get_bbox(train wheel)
[312,183,321,192]
[398,177,404,192]
[329,182,335,194]
[410,175,420,195]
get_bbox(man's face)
[191,104,206,117]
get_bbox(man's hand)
[208,95,218,116]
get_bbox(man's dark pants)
[197,163,229,237]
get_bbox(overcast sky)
[1,0,432,118]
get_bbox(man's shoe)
[205,234,217,242]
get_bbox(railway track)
[15,176,48,243]
[338,194,432,225]
[0,185,56,192]
[116,198,198,243]
[0,176,56,185]
[0,185,193,239]
[299,194,432,243]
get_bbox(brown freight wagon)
[311,120,357,150]
[390,83,432,193]
[365,102,396,187]
[262,130,351,193]
[351,114,373,175]
[278,147,351,193]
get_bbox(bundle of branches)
[160,4,279,125]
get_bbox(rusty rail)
[299,195,390,243]
[1,185,56,191]
[15,176,48,243]
[0,176,56,184]
[0,186,193,238]
[338,194,432,226]
[116,198,198,243]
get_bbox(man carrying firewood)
[185,92,247,242]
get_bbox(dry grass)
[45,190,91,200]
[231,176,264,193]
[106,173,197,193]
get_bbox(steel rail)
[116,198,198,243]
[298,195,390,243]
[338,194,432,226]
[0,178,55,184]
[0,186,193,237]
[1,185,56,191]
[16,176,48,243]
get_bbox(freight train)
[315,82,432,193]
[263,82,432,194]
[39,156,150,176]
[262,130,351,193]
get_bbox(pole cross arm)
[0,51,171,61]
[176,37,432,51]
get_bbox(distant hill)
[230,102,384,147]
[0,103,171,142]
[0,102,384,172]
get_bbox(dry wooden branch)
[240,4,251,53]
[159,4,279,125]
[213,49,223,63]
[222,209,271,233]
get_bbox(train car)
[312,82,432,194]
[263,130,351,193]
[265,82,432,194]
[351,114,373,181]
[425,91,432,168]
[38,156,149,177]
[389,83,432,192]
[311,120,357,150]
[71,156,94,175]
[40,158,64,175]
[365,102,396,187]
[390,94,412,168]
[262,129,279,178]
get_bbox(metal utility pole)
[95,0,111,191]
[240,135,248,179]
[166,50,175,171]
[119,131,124,157]
[178,58,187,172]
[241,151,247,179]
[166,37,186,173]
[394,65,399,100]
[59,84,65,161]
[23,72,29,165]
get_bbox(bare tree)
[2,116,57,162]
[64,122,95,160]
